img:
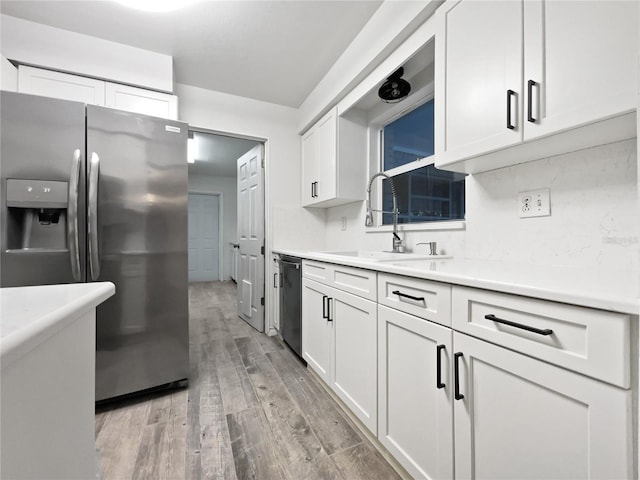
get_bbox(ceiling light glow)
[115,0,198,13]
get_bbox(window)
[379,99,466,226]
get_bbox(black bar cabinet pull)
[327,297,333,322]
[506,89,516,130]
[454,352,464,400]
[392,290,425,302]
[436,344,446,389]
[322,295,328,319]
[311,182,315,198]
[527,80,537,123]
[485,314,553,336]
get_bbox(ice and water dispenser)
[5,178,69,250]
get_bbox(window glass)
[383,100,434,170]
[382,165,466,225]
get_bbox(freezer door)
[0,91,87,287]
[87,105,189,401]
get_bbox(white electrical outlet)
[518,188,550,218]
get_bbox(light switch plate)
[518,188,550,218]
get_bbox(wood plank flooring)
[95,281,402,480]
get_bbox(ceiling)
[188,131,259,177]
[0,0,382,108]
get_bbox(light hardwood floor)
[95,281,402,480]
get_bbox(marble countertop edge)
[272,249,639,315]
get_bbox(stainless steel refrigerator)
[1,91,189,401]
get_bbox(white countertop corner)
[0,282,116,368]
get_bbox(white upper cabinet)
[522,0,637,141]
[18,65,106,106]
[436,0,523,162]
[105,83,178,120]
[301,107,367,208]
[18,65,178,120]
[435,0,638,173]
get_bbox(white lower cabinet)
[302,278,333,385]
[331,286,377,433]
[301,276,377,433]
[453,331,633,479]
[302,264,633,479]
[378,305,454,480]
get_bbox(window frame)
[366,87,466,232]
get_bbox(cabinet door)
[18,65,105,105]
[105,83,178,119]
[315,109,337,203]
[377,305,453,480]
[453,332,633,480]
[331,287,377,434]
[301,127,318,206]
[436,0,522,164]
[301,279,332,384]
[523,0,638,141]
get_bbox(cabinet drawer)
[378,273,451,326]
[302,260,331,283]
[303,260,376,301]
[331,265,376,301]
[452,286,631,388]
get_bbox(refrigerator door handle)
[67,149,82,281]
[88,152,101,280]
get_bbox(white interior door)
[236,145,265,331]
[188,193,220,283]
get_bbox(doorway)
[188,193,221,282]
[187,129,262,288]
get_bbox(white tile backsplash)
[465,139,638,270]
[325,139,637,273]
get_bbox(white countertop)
[0,282,116,367]
[274,249,639,315]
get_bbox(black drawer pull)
[527,79,537,123]
[485,314,553,336]
[322,295,328,319]
[327,297,333,322]
[506,89,516,130]
[436,344,446,389]
[454,352,464,400]
[392,290,425,302]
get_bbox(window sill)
[366,220,466,233]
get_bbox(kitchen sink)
[315,251,451,262]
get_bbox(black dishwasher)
[279,255,303,359]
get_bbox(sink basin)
[315,251,450,262]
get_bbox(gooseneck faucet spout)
[365,172,403,253]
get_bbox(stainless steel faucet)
[365,172,403,253]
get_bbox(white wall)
[188,174,238,281]
[1,54,17,91]
[0,14,173,92]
